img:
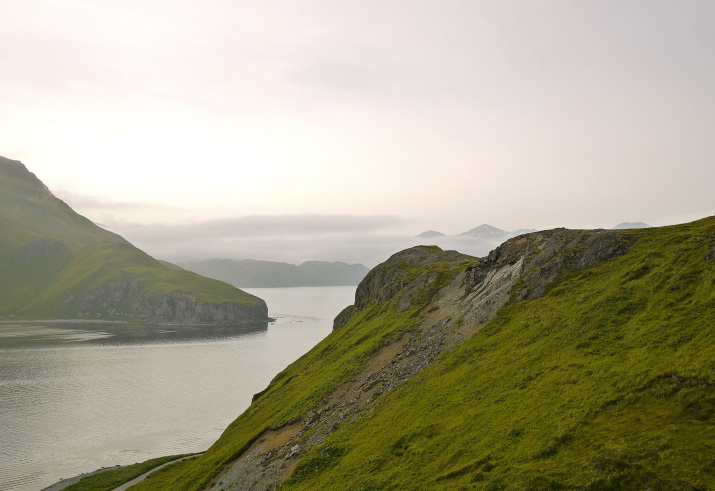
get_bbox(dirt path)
[42,466,124,491]
[112,455,199,491]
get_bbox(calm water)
[0,286,355,491]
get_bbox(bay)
[0,286,355,491]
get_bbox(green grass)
[0,157,127,248]
[128,254,473,490]
[61,455,194,491]
[277,217,715,490]
[135,216,715,490]
[0,159,266,321]
[11,241,264,320]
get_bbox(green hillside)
[180,258,369,287]
[0,156,267,323]
[0,156,128,248]
[127,216,714,490]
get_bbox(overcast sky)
[1,1,713,265]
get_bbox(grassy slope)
[0,239,73,313]
[17,242,264,318]
[62,455,194,491]
[0,157,265,319]
[0,157,127,248]
[285,218,715,490]
[132,217,715,490]
[280,218,714,490]
[130,253,473,490]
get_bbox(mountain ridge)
[180,258,369,288]
[0,156,130,248]
[0,157,268,324]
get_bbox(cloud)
[5,0,714,258]
[102,214,518,268]
[103,214,414,266]
[54,190,174,213]
[113,214,408,239]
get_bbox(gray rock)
[62,278,268,324]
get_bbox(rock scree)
[208,228,637,490]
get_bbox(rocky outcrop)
[336,230,634,330]
[213,228,638,490]
[438,228,636,327]
[62,277,268,325]
[332,304,355,330]
[203,229,636,489]
[333,246,472,329]
[354,246,469,308]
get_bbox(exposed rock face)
[332,305,355,330]
[215,229,637,490]
[439,228,636,327]
[355,246,469,307]
[333,246,471,329]
[337,230,634,330]
[63,277,268,325]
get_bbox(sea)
[0,286,355,491]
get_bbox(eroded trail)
[114,455,200,491]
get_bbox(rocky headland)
[199,228,644,490]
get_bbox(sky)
[1,1,714,266]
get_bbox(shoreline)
[0,318,274,326]
[41,454,202,491]
[40,465,124,491]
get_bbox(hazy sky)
[2,1,714,264]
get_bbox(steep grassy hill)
[0,156,128,248]
[180,258,369,287]
[0,157,267,324]
[126,216,714,490]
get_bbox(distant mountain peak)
[613,222,652,229]
[458,224,505,238]
[415,230,445,238]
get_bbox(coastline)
[40,465,124,491]
[0,318,274,326]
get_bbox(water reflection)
[0,320,269,349]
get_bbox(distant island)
[411,224,539,259]
[414,230,445,238]
[179,259,369,288]
[417,224,539,242]
[0,156,268,325]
